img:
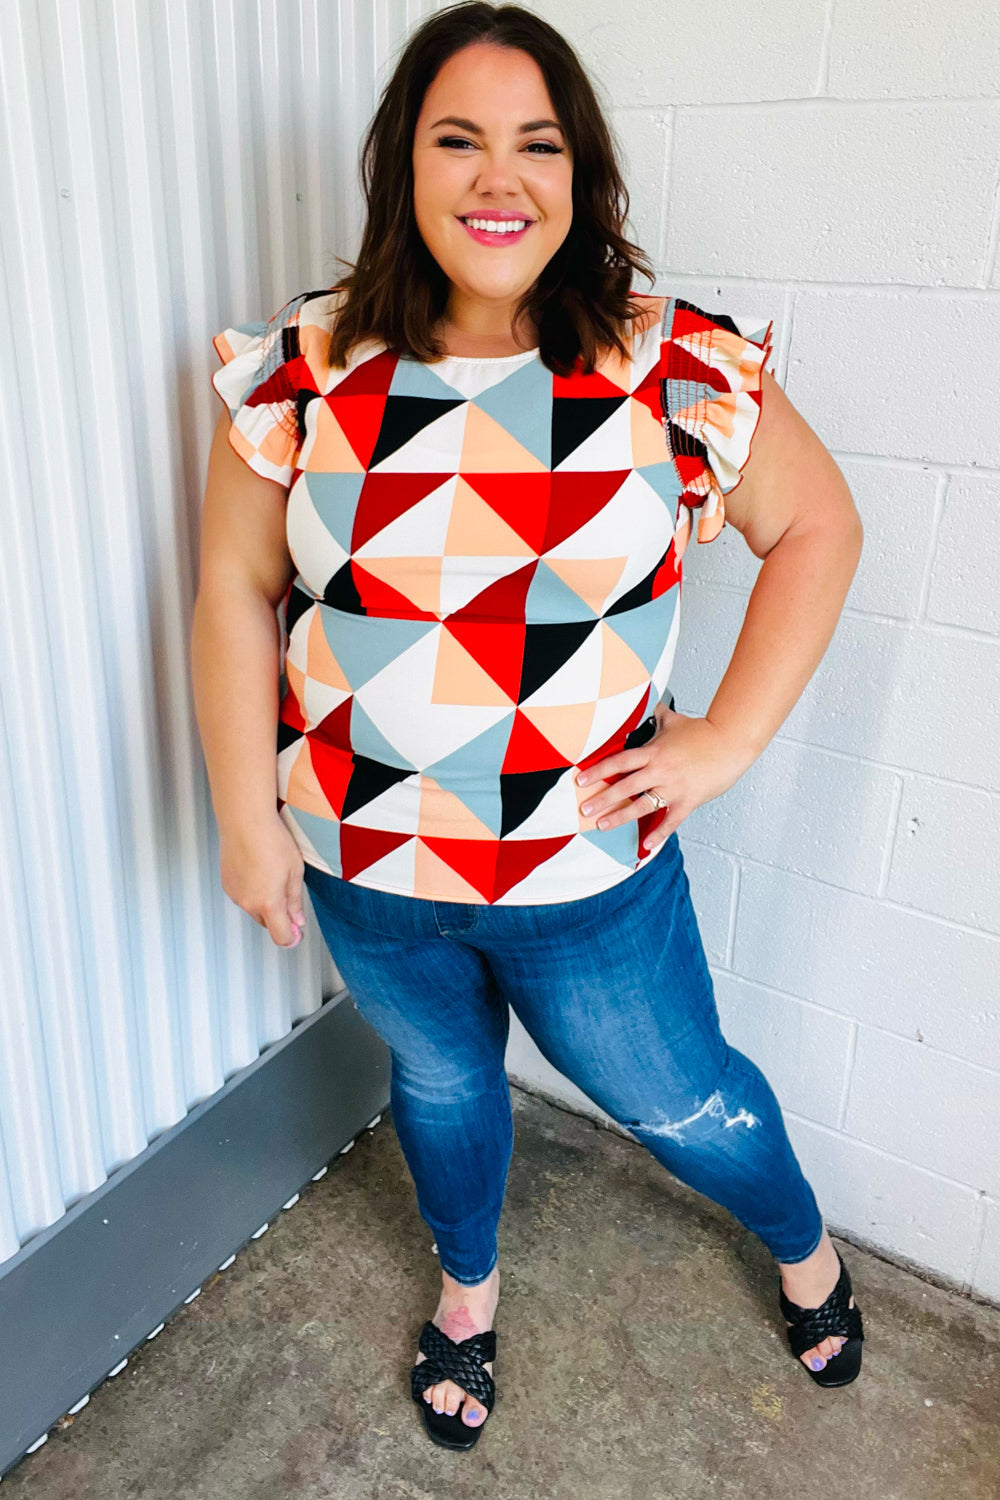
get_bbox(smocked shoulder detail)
[211,291,319,487]
[659,297,774,557]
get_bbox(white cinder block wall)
[502,0,1000,1302]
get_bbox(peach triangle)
[285,740,337,819]
[523,703,595,764]
[599,622,651,696]
[359,556,441,616]
[631,394,673,466]
[432,627,514,706]
[593,339,632,393]
[418,777,496,840]
[446,477,536,558]
[310,399,366,472]
[307,608,351,689]
[545,556,627,614]
[460,403,549,474]
[414,841,487,902]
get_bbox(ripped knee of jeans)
[624,1090,761,1147]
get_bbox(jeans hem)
[770,1222,825,1265]
[436,1247,498,1285]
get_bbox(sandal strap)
[409,1321,497,1412]
[779,1256,865,1358]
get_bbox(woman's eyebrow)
[428,115,563,134]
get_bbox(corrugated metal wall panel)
[0,0,434,1266]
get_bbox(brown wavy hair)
[325,0,656,377]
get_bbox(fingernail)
[811,1357,825,1370]
[577,773,589,786]
[580,802,593,815]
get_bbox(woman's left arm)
[577,370,865,849]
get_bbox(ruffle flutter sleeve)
[659,299,774,559]
[211,294,306,487]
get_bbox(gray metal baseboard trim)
[0,990,390,1479]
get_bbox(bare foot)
[777,1228,853,1372]
[414,1263,500,1429]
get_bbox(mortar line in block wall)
[683,838,1000,942]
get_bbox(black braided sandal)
[409,1320,497,1449]
[779,1246,864,1387]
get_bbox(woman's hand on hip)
[575,702,759,853]
[219,813,307,948]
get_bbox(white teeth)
[463,218,527,234]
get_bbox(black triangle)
[369,395,467,469]
[519,620,598,702]
[285,579,315,636]
[551,395,627,470]
[500,766,566,837]
[277,719,304,756]
[324,561,366,613]
[341,757,413,822]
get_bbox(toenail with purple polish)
[811,1357,825,1369]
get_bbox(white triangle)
[288,478,350,587]
[354,476,457,558]
[650,595,682,699]
[302,678,351,731]
[340,774,422,833]
[503,768,579,841]
[354,628,511,770]
[439,554,534,616]
[368,402,469,474]
[520,627,603,709]
[350,837,418,895]
[552,398,633,473]
[493,835,631,904]
[579,685,652,761]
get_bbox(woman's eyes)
[436,136,563,154]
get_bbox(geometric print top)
[211,289,772,904]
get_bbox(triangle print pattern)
[212,288,771,903]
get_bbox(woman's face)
[411,42,574,328]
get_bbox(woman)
[193,1,865,1452]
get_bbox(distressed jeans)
[302,831,825,1285]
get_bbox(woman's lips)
[457,217,533,246]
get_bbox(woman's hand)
[575,702,760,852]
[219,813,307,948]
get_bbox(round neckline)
[435,346,541,364]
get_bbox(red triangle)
[328,393,387,470]
[340,826,413,883]
[492,836,574,901]
[543,471,629,552]
[502,710,571,773]
[331,347,400,397]
[308,695,353,749]
[651,540,680,598]
[445,561,537,624]
[352,564,439,621]
[445,621,524,703]
[279,687,307,735]
[352,472,455,551]
[577,696,651,774]
[552,363,624,398]
[463,473,550,553]
[421,837,498,902]
[308,737,354,819]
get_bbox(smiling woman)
[196,0,866,1460]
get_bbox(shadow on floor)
[8,1084,1000,1499]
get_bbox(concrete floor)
[9,1084,1000,1499]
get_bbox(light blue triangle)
[300,471,366,554]
[349,702,418,771]
[288,807,343,876]
[472,359,553,469]
[604,592,678,676]
[389,357,473,401]
[526,560,600,625]
[639,458,683,506]
[320,610,437,691]
[581,820,640,867]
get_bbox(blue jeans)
[302,833,825,1285]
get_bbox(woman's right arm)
[190,408,306,948]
